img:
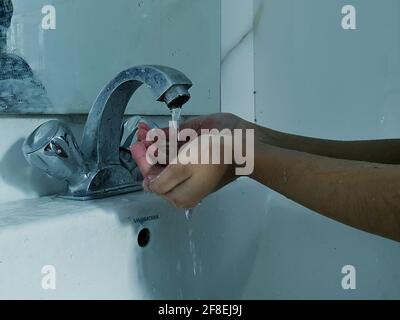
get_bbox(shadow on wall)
[0,138,66,198]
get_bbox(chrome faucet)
[22,65,192,200]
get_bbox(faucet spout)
[81,65,192,167]
[23,65,192,200]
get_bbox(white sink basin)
[0,178,268,299]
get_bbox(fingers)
[130,141,152,177]
[162,175,207,209]
[132,122,169,177]
[143,166,164,190]
[133,121,191,179]
[137,122,152,147]
[137,122,150,139]
[148,164,192,196]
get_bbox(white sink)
[0,178,268,299]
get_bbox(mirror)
[0,0,220,115]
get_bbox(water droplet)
[185,209,193,220]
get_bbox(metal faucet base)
[59,184,143,201]
[23,65,192,201]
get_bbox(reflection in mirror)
[0,0,221,115]
[0,0,53,113]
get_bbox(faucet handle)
[23,120,88,184]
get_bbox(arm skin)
[244,120,400,165]
[181,113,400,164]
[246,117,400,241]
[251,140,400,242]
[132,113,400,242]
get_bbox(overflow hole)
[137,228,151,247]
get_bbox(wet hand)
[130,118,238,208]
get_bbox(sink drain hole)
[137,228,151,247]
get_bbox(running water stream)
[171,107,200,278]
[170,107,194,221]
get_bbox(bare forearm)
[251,142,400,242]
[251,124,400,164]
